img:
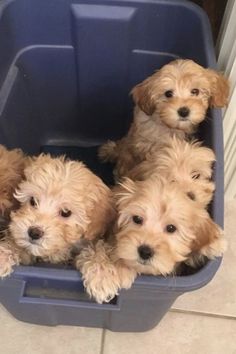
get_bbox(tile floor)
[0,200,235,354]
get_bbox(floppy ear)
[85,178,115,240]
[192,214,226,260]
[131,76,157,115]
[207,69,229,108]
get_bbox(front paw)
[83,262,120,304]
[0,246,18,277]
[75,240,121,303]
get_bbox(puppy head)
[153,138,216,208]
[113,177,225,275]
[128,138,216,209]
[113,178,200,276]
[131,59,229,134]
[0,145,26,217]
[10,154,114,260]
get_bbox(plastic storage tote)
[0,0,224,332]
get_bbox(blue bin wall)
[0,0,224,331]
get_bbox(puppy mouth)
[178,116,189,122]
[177,116,192,125]
[159,113,193,131]
[138,258,151,265]
[29,238,41,245]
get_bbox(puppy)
[0,154,114,277]
[76,177,226,303]
[99,59,229,179]
[128,137,216,209]
[0,145,27,231]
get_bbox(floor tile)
[103,311,236,354]
[172,199,236,317]
[0,304,103,354]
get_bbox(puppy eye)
[164,90,173,98]
[132,215,143,225]
[192,173,200,179]
[187,191,196,201]
[29,197,37,207]
[165,224,177,233]
[191,88,199,96]
[60,209,72,218]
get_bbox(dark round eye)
[60,209,72,218]
[192,173,200,180]
[30,197,37,207]
[132,215,143,225]
[187,191,196,201]
[191,88,199,96]
[164,90,173,98]
[165,224,177,233]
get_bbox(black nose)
[138,245,154,260]
[28,226,44,240]
[178,106,190,119]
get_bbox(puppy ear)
[192,214,226,260]
[85,178,115,240]
[207,69,229,108]
[131,76,156,115]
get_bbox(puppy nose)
[28,226,44,240]
[138,245,154,260]
[178,106,190,119]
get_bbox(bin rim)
[11,256,222,294]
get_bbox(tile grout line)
[170,308,236,320]
[99,329,106,354]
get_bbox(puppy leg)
[115,260,137,290]
[0,238,33,277]
[0,239,21,277]
[75,240,121,304]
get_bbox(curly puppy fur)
[128,137,216,209]
[99,59,229,179]
[76,177,226,303]
[0,145,27,222]
[0,154,114,277]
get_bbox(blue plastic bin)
[0,0,224,332]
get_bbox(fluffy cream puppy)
[76,177,226,303]
[0,145,27,224]
[99,59,229,179]
[128,137,216,208]
[0,154,114,277]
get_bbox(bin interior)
[0,0,223,280]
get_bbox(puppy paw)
[75,240,120,304]
[84,262,120,304]
[0,246,19,277]
[118,267,137,290]
[201,236,227,259]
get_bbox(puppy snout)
[28,226,44,240]
[177,106,190,120]
[138,245,154,260]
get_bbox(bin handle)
[13,267,120,311]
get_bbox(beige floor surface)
[0,200,235,354]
